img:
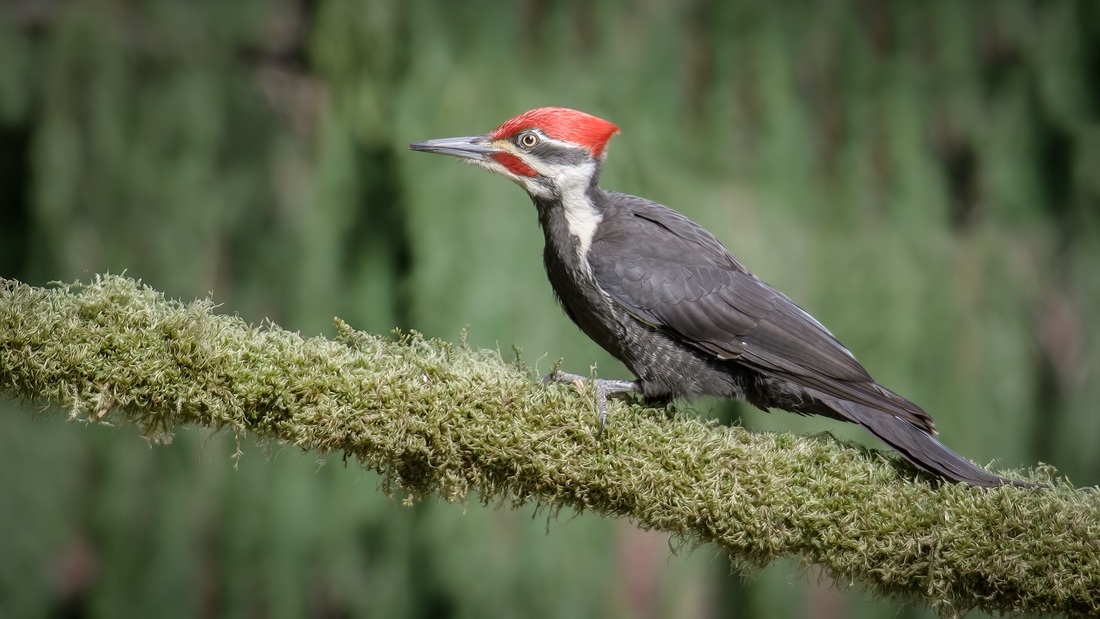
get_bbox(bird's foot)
[543,371,638,438]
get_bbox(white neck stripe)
[529,159,601,262]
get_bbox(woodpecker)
[411,107,1033,488]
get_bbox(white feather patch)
[526,158,602,262]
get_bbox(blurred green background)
[1,1,1098,617]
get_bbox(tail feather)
[830,399,1039,488]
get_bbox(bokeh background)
[1,1,1099,617]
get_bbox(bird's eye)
[520,133,539,148]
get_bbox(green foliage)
[4,275,1096,617]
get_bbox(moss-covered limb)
[0,276,1095,617]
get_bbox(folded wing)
[588,194,935,434]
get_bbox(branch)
[0,275,1096,617]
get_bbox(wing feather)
[591,195,866,379]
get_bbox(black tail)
[831,399,1040,488]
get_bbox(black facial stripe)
[529,141,589,165]
[510,130,591,165]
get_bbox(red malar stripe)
[492,152,538,177]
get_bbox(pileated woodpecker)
[411,107,1033,488]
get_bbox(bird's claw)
[543,372,638,438]
[542,370,587,385]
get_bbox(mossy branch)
[0,275,1096,617]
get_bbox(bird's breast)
[537,204,625,342]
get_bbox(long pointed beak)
[409,135,503,160]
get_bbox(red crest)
[491,108,620,157]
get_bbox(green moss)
[1,275,1096,617]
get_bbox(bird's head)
[410,107,620,199]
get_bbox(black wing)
[589,193,934,432]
